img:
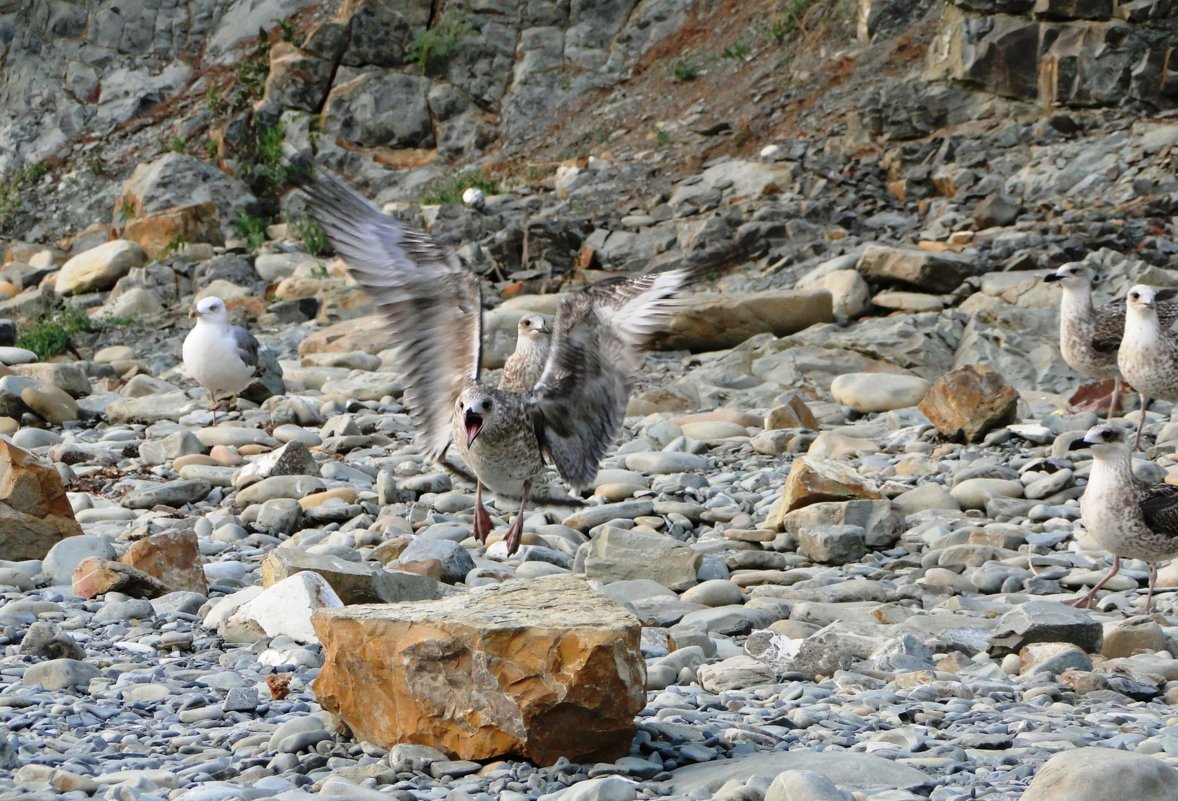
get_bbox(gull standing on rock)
[1118,284,1178,448]
[181,296,259,424]
[1067,424,1178,613]
[298,170,695,555]
[498,314,550,392]
[1044,263,1178,419]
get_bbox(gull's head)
[193,296,229,324]
[1126,284,1158,315]
[457,388,496,448]
[1043,262,1092,290]
[517,314,549,342]
[1068,423,1129,457]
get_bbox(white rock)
[798,269,870,318]
[830,373,932,413]
[461,187,486,210]
[0,347,38,365]
[56,240,146,295]
[228,571,343,644]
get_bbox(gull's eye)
[1130,291,1139,300]
[523,319,531,328]
[481,399,492,412]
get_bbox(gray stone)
[120,479,212,509]
[668,751,931,795]
[398,538,476,583]
[19,621,84,661]
[581,527,701,591]
[766,770,847,801]
[23,658,99,690]
[42,535,115,586]
[1021,747,1178,801]
[322,71,433,149]
[990,601,1103,655]
[798,525,867,565]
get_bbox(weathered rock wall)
[926,0,1178,108]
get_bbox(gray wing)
[1139,484,1178,539]
[1091,300,1126,354]
[530,269,693,490]
[297,170,482,461]
[230,326,260,370]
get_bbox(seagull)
[1067,424,1178,613]
[498,314,550,392]
[1044,264,1178,419]
[1118,284,1178,448]
[297,170,694,555]
[181,296,259,423]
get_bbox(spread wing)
[296,170,482,461]
[530,269,692,490]
[230,326,260,371]
[1139,484,1178,540]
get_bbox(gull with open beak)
[298,170,695,555]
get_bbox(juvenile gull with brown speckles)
[1045,263,1178,419]
[499,314,550,392]
[298,170,694,555]
[1118,284,1178,448]
[1067,424,1178,613]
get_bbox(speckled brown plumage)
[1118,284,1178,447]
[1046,264,1178,421]
[499,314,550,392]
[1068,424,1178,612]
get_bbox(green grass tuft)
[419,170,500,206]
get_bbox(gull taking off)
[1118,284,1178,448]
[298,170,694,555]
[498,314,550,392]
[1067,424,1178,614]
[182,296,259,423]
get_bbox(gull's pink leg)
[473,481,493,543]
[1134,396,1149,450]
[503,480,532,556]
[1145,563,1158,615]
[1066,555,1121,609]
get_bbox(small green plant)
[23,163,47,183]
[652,125,670,145]
[235,209,269,250]
[309,263,330,279]
[118,197,136,222]
[670,58,698,82]
[591,126,609,144]
[409,13,473,74]
[237,120,289,199]
[165,136,187,154]
[232,30,271,109]
[86,155,106,177]
[721,42,751,60]
[15,303,135,360]
[206,139,220,159]
[418,169,500,206]
[291,216,332,257]
[161,234,190,257]
[205,86,224,114]
[770,0,819,43]
[276,16,296,42]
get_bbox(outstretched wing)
[530,269,693,490]
[230,326,260,371]
[297,170,481,461]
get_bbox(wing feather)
[297,170,481,461]
[1139,484,1178,541]
[531,269,693,490]
[230,326,260,370]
